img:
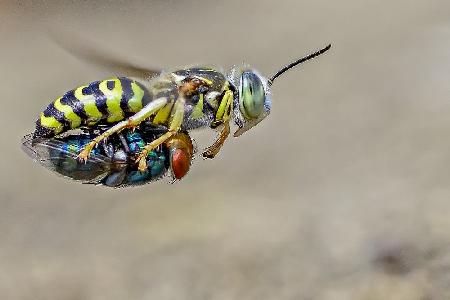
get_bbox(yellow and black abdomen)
[34,77,151,138]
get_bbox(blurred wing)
[49,29,161,80]
[21,134,121,184]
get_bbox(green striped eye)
[239,71,265,119]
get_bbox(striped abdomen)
[34,77,151,138]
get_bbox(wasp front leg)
[136,96,186,171]
[77,97,168,162]
[202,89,233,159]
[203,122,230,159]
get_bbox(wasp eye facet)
[239,71,265,119]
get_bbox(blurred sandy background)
[1,0,450,299]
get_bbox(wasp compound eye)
[239,71,265,119]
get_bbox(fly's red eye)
[171,149,190,179]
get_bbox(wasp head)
[233,70,271,137]
[231,44,331,137]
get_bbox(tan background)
[1,0,450,299]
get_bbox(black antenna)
[268,44,331,86]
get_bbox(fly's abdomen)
[34,77,151,138]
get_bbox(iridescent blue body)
[53,133,167,186]
[22,126,173,187]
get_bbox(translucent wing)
[21,133,123,184]
[49,29,161,80]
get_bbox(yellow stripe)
[40,112,64,133]
[190,94,204,120]
[99,79,124,123]
[54,97,82,129]
[74,85,103,124]
[215,90,233,121]
[223,90,233,121]
[129,81,144,112]
[153,101,174,125]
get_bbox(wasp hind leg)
[77,97,168,162]
[135,96,186,172]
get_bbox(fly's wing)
[21,133,122,185]
[49,29,161,80]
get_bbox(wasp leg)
[202,89,233,159]
[77,97,168,162]
[136,96,186,171]
[202,121,230,159]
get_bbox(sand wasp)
[22,34,331,185]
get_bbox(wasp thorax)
[239,71,266,119]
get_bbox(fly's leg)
[117,133,130,153]
[77,97,168,162]
[135,96,185,171]
[202,89,233,159]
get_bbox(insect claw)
[77,144,95,164]
[202,150,215,159]
[77,151,89,164]
[135,150,148,172]
[137,158,147,172]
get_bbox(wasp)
[23,34,331,182]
